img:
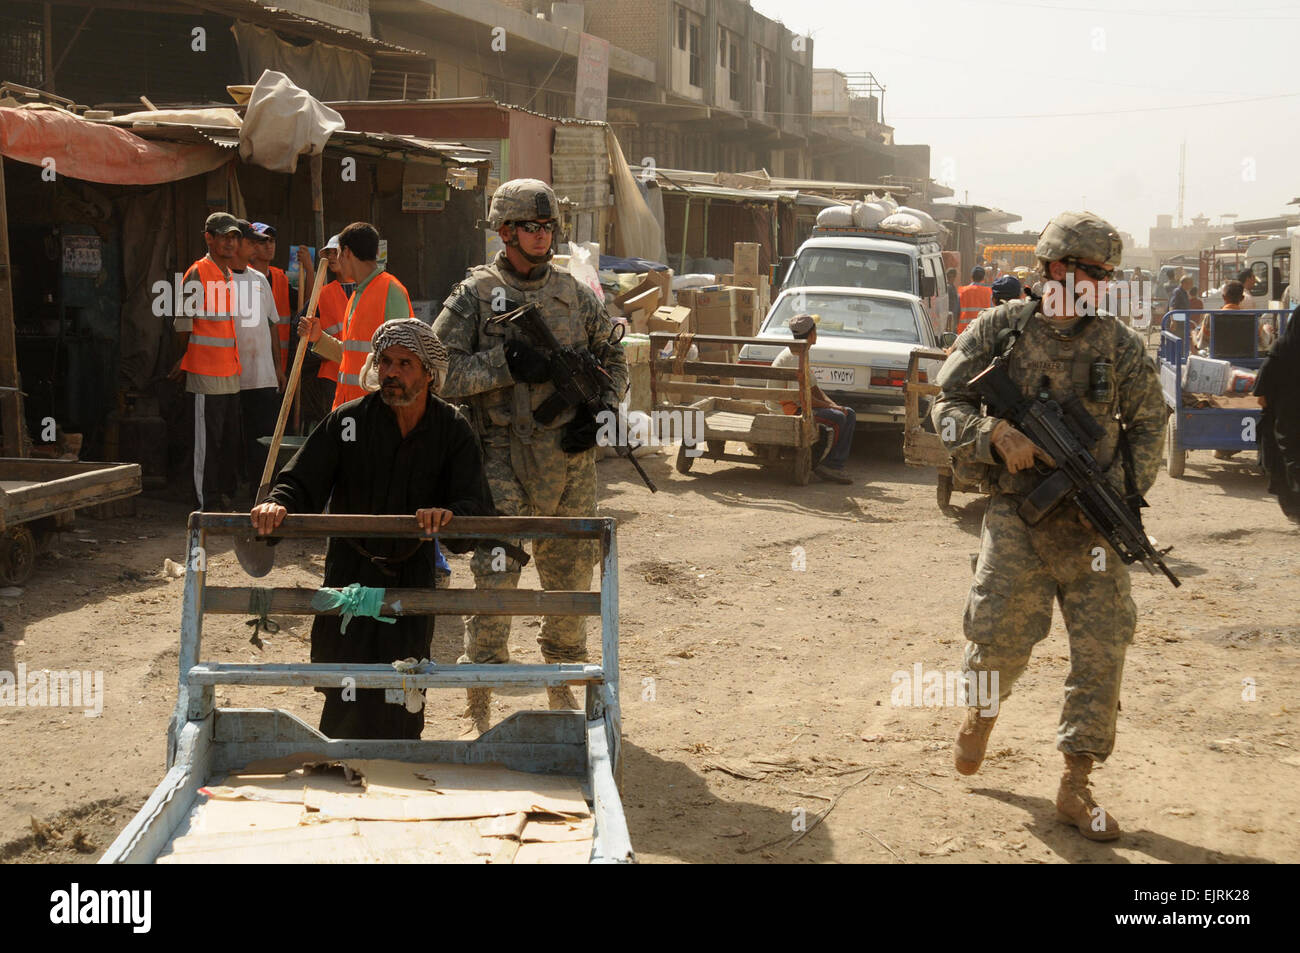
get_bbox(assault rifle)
[489,302,657,493]
[969,356,1180,587]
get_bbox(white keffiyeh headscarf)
[359,318,450,394]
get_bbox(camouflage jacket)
[432,252,629,439]
[931,298,1165,498]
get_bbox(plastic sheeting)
[605,126,665,263]
[238,70,345,174]
[232,21,371,103]
[0,106,231,186]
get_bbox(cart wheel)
[0,526,36,586]
[790,446,813,485]
[937,471,955,510]
[675,443,696,474]
[1167,412,1186,478]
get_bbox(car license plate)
[814,366,855,386]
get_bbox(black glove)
[504,339,551,384]
[561,405,600,454]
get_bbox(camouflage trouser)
[962,493,1136,761]
[459,426,597,665]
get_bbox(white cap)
[323,234,341,252]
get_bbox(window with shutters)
[729,42,741,101]
[688,21,701,87]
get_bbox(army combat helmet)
[1036,211,1122,270]
[488,178,559,264]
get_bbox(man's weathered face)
[261,237,276,264]
[323,248,342,276]
[378,344,431,406]
[205,230,239,262]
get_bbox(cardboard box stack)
[611,269,673,333]
[723,241,771,334]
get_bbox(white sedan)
[736,286,951,427]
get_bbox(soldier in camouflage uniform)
[432,179,628,734]
[930,211,1165,841]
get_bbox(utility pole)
[1177,141,1186,229]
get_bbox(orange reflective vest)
[316,279,351,383]
[268,266,292,376]
[331,271,414,409]
[957,284,993,333]
[180,257,242,379]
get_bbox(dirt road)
[1,432,1297,863]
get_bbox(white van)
[779,226,950,337]
[1245,237,1290,307]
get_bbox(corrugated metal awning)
[104,119,490,169]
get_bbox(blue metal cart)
[101,513,632,864]
[1159,309,1289,477]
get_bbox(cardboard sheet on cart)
[198,759,588,818]
[158,759,591,863]
[159,817,529,864]
[304,760,590,820]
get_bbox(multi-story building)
[1148,214,1233,268]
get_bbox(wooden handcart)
[0,457,141,584]
[902,347,982,510]
[649,332,820,485]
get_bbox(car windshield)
[764,292,921,342]
[785,249,913,292]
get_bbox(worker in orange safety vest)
[957,266,994,334]
[298,222,414,410]
[168,211,244,510]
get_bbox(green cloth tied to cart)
[310,583,396,634]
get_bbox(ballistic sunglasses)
[1063,258,1114,280]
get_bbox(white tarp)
[238,70,344,174]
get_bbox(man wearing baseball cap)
[248,222,296,378]
[991,274,1023,305]
[169,211,244,510]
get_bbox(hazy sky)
[755,0,1300,243]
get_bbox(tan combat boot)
[1055,753,1121,841]
[546,685,580,711]
[954,707,998,775]
[463,687,492,736]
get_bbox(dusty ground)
[1,431,1297,864]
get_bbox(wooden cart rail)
[202,587,600,617]
[0,459,140,531]
[176,514,622,742]
[187,662,603,689]
[902,347,985,510]
[193,512,607,541]
[903,347,950,470]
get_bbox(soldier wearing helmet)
[432,178,629,735]
[930,211,1164,842]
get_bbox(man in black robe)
[1255,305,1300,522]
[250,319,494,738]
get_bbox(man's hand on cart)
[415,508,454,533]
[250,502,287,535]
